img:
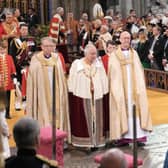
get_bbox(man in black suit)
[162,27,168,70]
[9,23,36,83]
[5,117,58,168]
[26,8,38,33]
[148,25,164,70]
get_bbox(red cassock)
[0,55,16,91]
[0,23,7,38]
[69,93,109,140]
[101,54,110,134]
[21,67,29,98]
[48,14,66,44]
[101,54,109,74]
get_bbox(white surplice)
[122,50,148,139]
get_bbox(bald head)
[119,31,131,49]
[100,149,127,168]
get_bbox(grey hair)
[84,42,97,56]
[13,117,40,148]
[41,36,57,45]
[56,7,64,14]
[4,9,13,16]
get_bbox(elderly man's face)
[41,40,56,56]
[120,31,131,49]
[85,47,97,64]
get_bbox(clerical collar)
[44,54,51,59]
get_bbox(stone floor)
[11,124,168,168]
[63,124,168,168]
[64,143,148,168]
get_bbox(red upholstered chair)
[94,153,143,168]
[37,127,67,167]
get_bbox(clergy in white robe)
[26,37,71,142]
[108,31,152,145]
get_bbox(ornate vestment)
[0,55,16,91]
[0,21,19,38]
[68,58,108,147]
[26,51,71,142]
[48,14,66,44]
[108,46,152,140]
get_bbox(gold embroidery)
[36,52,61,127]
[0,55,8,88]
[115,46,139,117]
[82,59,97,79]
[82,60,97,92]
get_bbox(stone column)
[132,0,141,16]
[50,0,58,16]
[120,0,133,18]
[40,0,44,24]
[133,0,147,17]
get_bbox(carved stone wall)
[50,0,99,20]
[2,0,165,23]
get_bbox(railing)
[144,68,168,93]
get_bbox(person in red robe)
[0,39,16,119]
[101,40,117,144]
[48,7,66,44]
[0,10,19,40]
[101,40,117,74]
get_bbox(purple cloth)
[117,136,147,145]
